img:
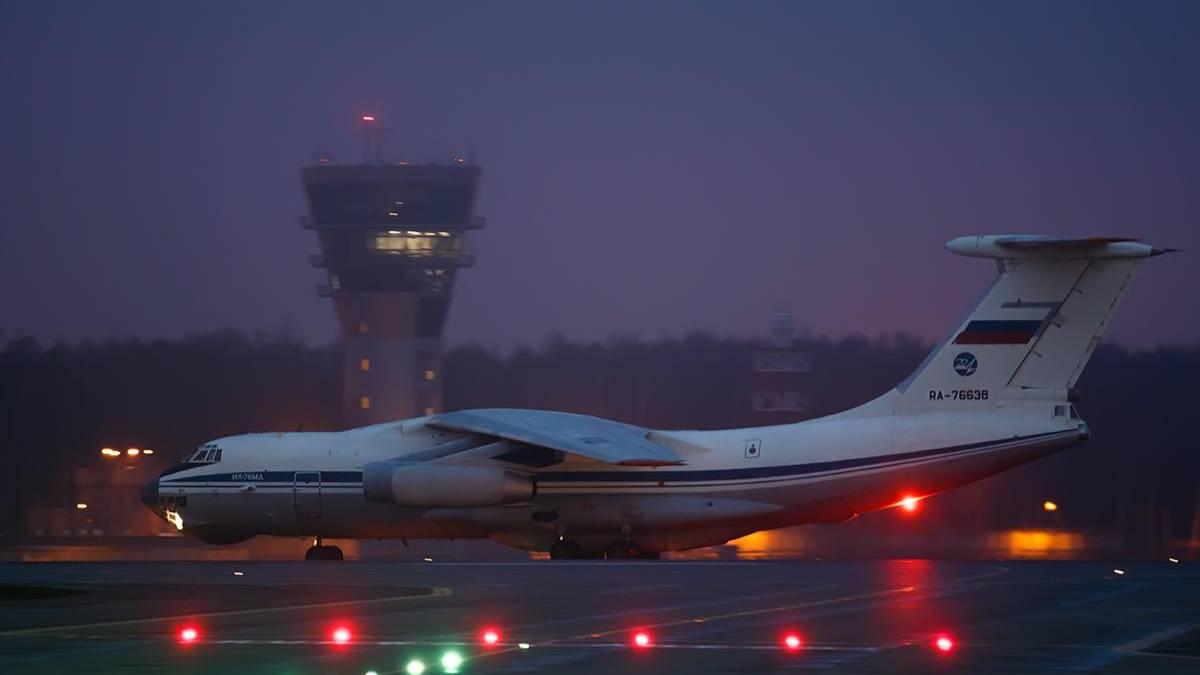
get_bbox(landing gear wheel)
[549,539,583,560]
[304,545,344,561]
[605,541,640,560]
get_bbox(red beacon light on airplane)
[782,632,803,652]
[900,495,920,513]
[934,633,955,654]
[481,628,501,646]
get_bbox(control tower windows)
[360,358,371,372]
[369,231,461,258]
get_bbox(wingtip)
[1150,247,1181,256]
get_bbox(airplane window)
[212,448,222,462]
[193,449,210,463]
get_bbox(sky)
[3,1,1198,350]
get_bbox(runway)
[0,560,1197,674]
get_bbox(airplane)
[140,234,1173,560]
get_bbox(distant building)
[750,312,812,424]
[301,159,484,427]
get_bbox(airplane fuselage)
[150,401,1086,554]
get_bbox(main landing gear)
[548,538,660,560]
[304,537,343,561]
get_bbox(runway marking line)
[1116,623,1200,661]
[0,586,451,636]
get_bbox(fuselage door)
[293,471,322,520]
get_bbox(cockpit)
[189,443,224,464]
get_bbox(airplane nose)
[139,476,159,510]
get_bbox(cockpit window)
[189,445,222,463]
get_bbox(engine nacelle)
[363,462,535,507]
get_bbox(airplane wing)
[426,408,684,466]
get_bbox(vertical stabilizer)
[890,235,1167,414]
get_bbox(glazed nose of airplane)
[139,476,159,510]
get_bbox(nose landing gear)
[304,537,344,561]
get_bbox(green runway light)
[365,671,379,675]
[405,660,425,675]
[441,650,464,673]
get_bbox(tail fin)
[892,235,1172,413]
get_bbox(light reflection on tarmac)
[0,561,1197,674]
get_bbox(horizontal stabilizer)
[427,408,684,466]
[947,235,1174,260]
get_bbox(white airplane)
[141,235,1172,560]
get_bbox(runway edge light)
[632,630,652,648]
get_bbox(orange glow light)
[127,448,140,457]
[1043,500,1058,512]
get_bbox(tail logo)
[953,352,978,377]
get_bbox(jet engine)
[363,462,535,507]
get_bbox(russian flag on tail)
[953,320,1043,345]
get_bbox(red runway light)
[178,625,199,643]
[482,628,500,646]
[934,634,955,653]
[782,632,802,651]
[331,625,352,644]
[632,630,652,648]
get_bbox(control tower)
[300,149,483,427]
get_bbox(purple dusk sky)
[3,1,1197,350]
